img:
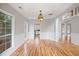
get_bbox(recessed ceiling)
[8,3,74,21]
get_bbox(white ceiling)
[8,3,76,31]
[9,3,74,21]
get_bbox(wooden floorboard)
[11,39,79,56]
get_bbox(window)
[0,10,13,53]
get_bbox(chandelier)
[37,10,44,22]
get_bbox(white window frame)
[0,9,15,50]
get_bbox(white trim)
[0,9,15,51]
[0,34,11,37]
[12,14,15,48]
[0,9,14,17]
[24,21,28,38]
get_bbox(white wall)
[39,19,55,40]
[40,32,55,40]
[40,19,55,40]
[28,19,55,40]
[71,17,79,45]
[72,33,79,45]
[0,3,28,56]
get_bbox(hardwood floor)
[11,39,79,56]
